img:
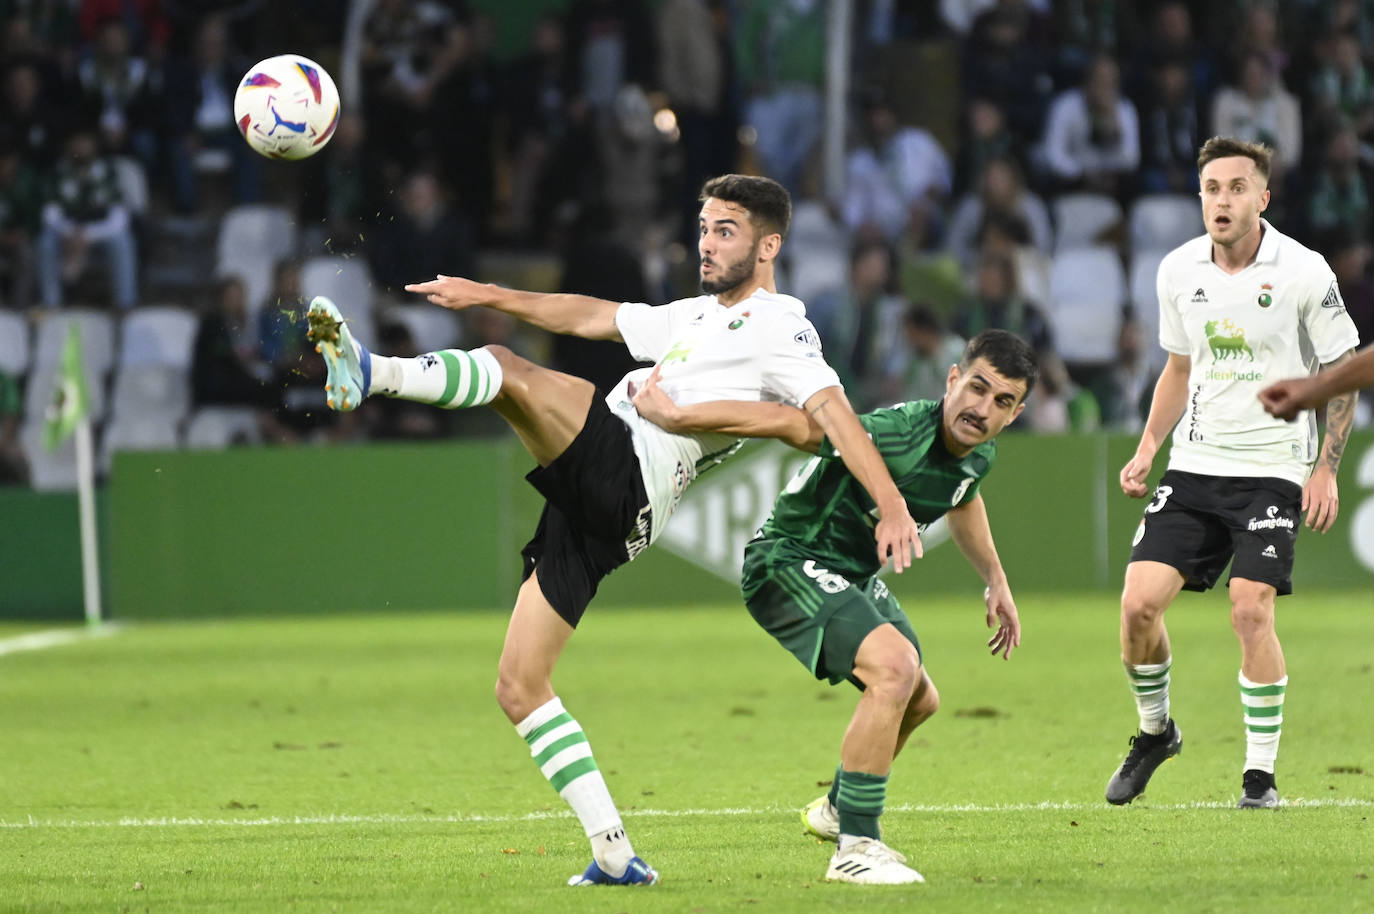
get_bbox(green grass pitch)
[2,593,1371,913]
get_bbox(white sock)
[1127,658,1171,735]
[1240,672,1286,774]
[370,348,502,407]
[515,697,635,876]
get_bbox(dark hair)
[905,303,943,333]
[1197,135,1272,182]
[699,174,792,239]
[960,328,1038,399]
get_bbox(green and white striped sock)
[835,768,888,841]
[370,347,501,407]
[1127,658,1171,735]
[516,697,634,875]
[1240,672,1286,773]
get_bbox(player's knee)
[1229,601,1274,641]
[865,643,920,701]
[493,669,535,722]
[913,677,939,720]
[1121,589,1167,630]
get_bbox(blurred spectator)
[953,97,1018,196]
[1307,32,1374,141]
[0,137,40,308]
[735,0,825,194]
[500,13,574,246]
[255,258,306,367]
[37,127,139,309]
[1137,60,1203,195]
[368,170,475,296]
[1211,51,1302,176]
[1324,231,1374,363]
[596,83,663,245]
[2,3,79,74]
[657,0,738,244]
[1238,3,1288,82]
[77,19,161,167]
[364,320,451,439]
[842,90,952,243]
[941,0,1049,36]
[945,155,1051,271]
[0,364,26,485]
[77,0,170,54]
[1,61,61,166]
[824,239,909,409]
[191,274,288,441]
[1125,1,1213,105]
[960,0,1052,151]
[299,111,371,255]
[162,14,260,214]
[1305,123,1371,241]
[1047,0,1140,86]
[432,11,497,240]
[886,303,966,405]
[563,0,656,112]
[1039,53,1139,198]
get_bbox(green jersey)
[748,399,996,586]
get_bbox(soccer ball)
[233,54,340,160]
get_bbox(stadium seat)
[1046,245,1127,363]
[301,255,375,328]
[183,406,262,449]
[0,309,29,378]
[1051,193,1123,253]
[101,411,180,472]
[1128,195,1203,253]
[216,204,298,316]
[25,310,117,422]
[19,416,85,491]
[784,200,849,304]
[1129,249,1169,370]
[381,304,463,351]
[119,306,200,371]
[111,156,149,221]
[110,365,191,424]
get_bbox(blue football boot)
[305,295,371,411]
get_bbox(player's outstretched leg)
[1105,718,1182,805]
[305,295,372,410]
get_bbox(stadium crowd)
[3,0,1374,488]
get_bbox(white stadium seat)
[1052,192,1123,253]
[1129,194,1203,253]
[119,306,200,371]
[1046,245,1127,364]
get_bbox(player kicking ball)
[634,329,1035,884]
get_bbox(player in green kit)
[632,329,1036,884]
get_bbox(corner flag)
[43,323,91,452]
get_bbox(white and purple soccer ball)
[233,54,340,160]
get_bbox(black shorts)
[1129,469,1302,595]
[520,395,652,628]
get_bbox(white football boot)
[801,796,840,841]
[824,836,925,885]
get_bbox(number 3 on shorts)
[1145,484,1173,514]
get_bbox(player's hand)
[1258,378,1311,422]
[629,365,683,431]
[875,507,922,573]
[1302,463,1339,533]
[1119,452,1154,498]
[984,581,1020,659]
[403,274,492,312]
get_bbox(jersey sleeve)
[1157,257,1189,354]
[759,310,842,407]
[615,301,676,362]
[1299,259,1361,363]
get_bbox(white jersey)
[1157,219,1360,484]
[608,288,840,545]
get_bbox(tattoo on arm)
[807,398,831,416]
[1321,350,1358,473]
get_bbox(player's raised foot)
[1105,718,1182,805]
[305,295,371,411]
[567,856,659,886]
[802,795,840,842]
[1237,769,1280,809]
[824,837,924,885]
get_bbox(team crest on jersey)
[1320,281,1345,314]
[1257,282,1273,308]
[1191,288,1208,303]
[728,311,751,330]
[793,328,821,349]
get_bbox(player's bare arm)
[1260,346,1374,420]
[630,365,822,451]
[804,386,923,571]
[1303,348,1358,533]
[404,275,624,341]
[1121,352,1191,498]
[947,495,1021,659]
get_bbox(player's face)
[698,198,763,299]
[941,357,1027,455]
[1199,156,1270,248]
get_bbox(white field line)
[0,623,120,657]
[3,797,1371,830]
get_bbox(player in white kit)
[1105,138,1359,809]
[305,175,922,885]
